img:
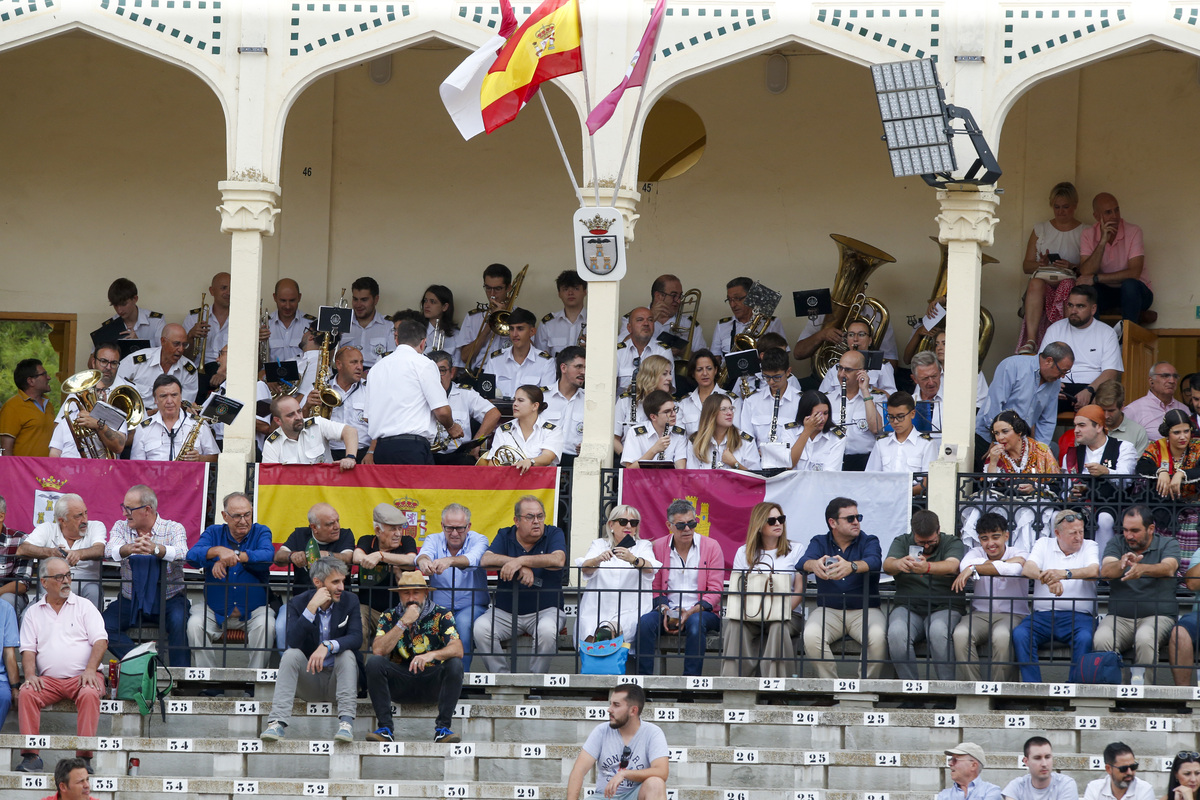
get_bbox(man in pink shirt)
[1078,193,1152,323]
[15,557,108,774]
[1125,362,1190,434]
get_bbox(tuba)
[917,236,997,363]
[61,371,145,458]
[811,234,896,376]
[308,331,345,419]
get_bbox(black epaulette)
[541,313,554,323]
[740,431,754,442]
[267,430,281,443]
[538,351,551,359]
[189,307,202,315]
[688,433,697,443]
[633,425,648,436]
[618,386,633,399]
[303,313,316,321]
[500,421,514,431]
[183,362,197,374]
[616,342,627,350]
[670,425,685,435]
[920,432,933,440]
[148,311,163,319]
[139,417,154,428]
[785,421,801,429]
[304,418,317,429]
[541,421,557,430]
[719,316,732,324]
[468,307,484,316]
[133,354,148,364]
[870,388,887,395]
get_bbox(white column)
[215,181,280,502]
[929,185,999,527]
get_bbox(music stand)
[793,289,833,321]
[317,306,352,335]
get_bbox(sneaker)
[334,721,354,743]
[259,722,286,742]
[434,727,461,744]
[15,754,44,772]
[367,727,394,743]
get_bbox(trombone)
[466,264,528,376]
[667,288,701,391]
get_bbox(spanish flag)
[480,0,583,134]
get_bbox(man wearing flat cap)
[938,742,1001,800]
[352,503,417,652]
[365,569,464,745]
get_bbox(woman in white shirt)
[721,502,804,677]
[686,393,760,471]
[481,385,563,473]
[574,504,662,646]
[677,349,738,436]
[613,354,672,452]
[782,390,846,472]
[421,284,460,355]
[1018,181,1084,354]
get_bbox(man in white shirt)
[428,349,500,465]
[262,395,357,469]
[17,493,106,609]
[794,310,901,367]
[866,391,937,494]
[481,308,555,399]
[1082,742,1155,800]
[49,343,133,458]
[107,277,165,348]
[642,274,705,358]
[709,277,785,361]
[910,351,945,438]
[818,319,898,395]
[1002,737,1078,800]
[542,346,585,464]
[458,263,513,370]
[616,307,673,394]
[1043,285,1123,411]
[182,271,231,371]
[130,375,218,462]
[740,349,799,469]
[1062,405,1139,554]
[534,270,587,358]
[118,324,200,411]
[825,349,884,471]
[1095,380,1150,455]
[951,512,1029,682]
[346,276,393,370]
[263,278,315,362]
[1011,510,1100,683]
[363,312,461,465]
[328,345,369,462]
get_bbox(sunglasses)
[1179,752,1200,761]
[1057,512,1084,524]
[766,515,786,526]
[839,514,864,523]
[612,518,641,528]
[672,520,700,531]
[1113,763,1139,773]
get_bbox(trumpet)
[192,293,211,375]
[61,370,145,458]
[431,421,459,453]
[467,265,528,376]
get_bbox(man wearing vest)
[1061,405,1138,555]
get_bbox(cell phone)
[908,545,924,560]
[1046,253,1061,263]
[824,556,837,567]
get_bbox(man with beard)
[1043,285,1122,411]
[566,683,668,800]
[1083,742,1154,800]
[542,346,586,465]
[261,394,357,468]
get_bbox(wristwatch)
[849,561,858,574]
[323,640,335,651]
[1065,569,1074,580]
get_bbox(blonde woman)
[686,393,760,470]
[613,354,673,453]
[574,505,661,646]
[721,502,804,677]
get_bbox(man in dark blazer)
[259,556,362,743]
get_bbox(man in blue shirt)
[186,492,276,670]
[800,497,884,679]
[416,503,489,671]
[937,742,1002,800]
[473,496,566,673]
[976,343,1074,449]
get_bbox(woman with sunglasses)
[721,502,804,678]
[480,385,562,474]
[983,409,1059,495]
[574,505,661,646]
[686,393,760,471]
[676,349,738,437]
[1166,751,1200,800]
[613,354,673,455]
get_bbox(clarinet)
[658,427,668,460]
[832,378,848,439]
[769,392,781,443]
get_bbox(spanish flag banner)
[480,0,583,134]
[255,464,560,548]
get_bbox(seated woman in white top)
[574,504,661,646]
[685,393,761,471]
[677,348,739,437]
[721,502,804,678]
[480,384,563,474]
[620,390,688,468]
[613,354,673,454]
[781,390,846,472]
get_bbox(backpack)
[117,642,174,722]
[1076,651,1123,684]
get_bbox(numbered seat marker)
[793,710,819,725]
[1075,716,1100,730]
[164,779,190,793]
[733,749,759,763]
[238,739,263,753]
[544,674,570,687]
[1005,715,1030,729]
[234,780,259,795]
[167,739,193,752]
[1118,685,1144,699]
[933,713,960,727]
[98,737,123,750]
[687,676,713,690]
[185,667,211,680]
[875,753,901,766]
[379,741,404,755]
[724,709,749,723]
[166,699,193,714]
[656,708,680,722]
[864,712,889,726]
[451,742,476,758]
[91,777,118,792]
[309,740,333,754]
[521,744,546,758]
[375,783,400,797]
[444,785,469,798]
[303,782,329,796]
[515,788,540,799]
[805,751,831,765]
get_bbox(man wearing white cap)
[937,742,1002,800]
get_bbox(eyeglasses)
[1154,372,1180,380]
[121,504,149,516]
[724,296,747,305]
[835,365,859,373]
[225,511,253,521]
[43,573,72,582]
[33,371,49,379]
[766,515,786,526]
[656,290,683,302]
[519,513,546,523]
[95,358,120,368]
[1113,763,1139,773]
[613,518,641,528]
[887,411,913,423]
[672,520,700,531]
[839,514,864,523]
[437,366,451,374]
[443,525,469,533]
[762,373,788,383]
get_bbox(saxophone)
[308,331,345,419]
[174,406,214,461]
[811,234,896,376]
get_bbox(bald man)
[273,503,356,650]
[117,323,199,410]
[264,278,316,362]
[615,307,672,394]
[1078,193,1152,323]
[183,271,232,368]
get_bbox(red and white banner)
[0,457,210,545]
[619,469,914,567]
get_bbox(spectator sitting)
[1016,181,1084,355]
[982,411,1060,495]
[1002,736,1078,800]
[1164,750,1200,800]
[17,493,105,610]
[273,502,355,651]
[185,492,275,671]
[866,390,937,495]
[416,504,489,672]
[0,600,15,731]
[1095,380,1150,455]
[103,484,190,667]
[46,756,98,800]
[1012,510,1100,683]
[1187,372,1200,431]
[721,502,804,678]
[937,742,1002,800]
[259,557,361,744]
[575,505,660,648]
[800,497,885,679]
[1125,362,1190,434]
[951,512,1029,682]
[473,496,566,674]
[0,494,33,615]
[352,503,417,653]
[1044,285,1123,412]
[781,390,846,473]
[565,683,669,800]
[1135,410,1200,573]
[1062,405,1138,555]
[1077,193,1152,323]
[635,499,725,676]
[365,570,464,744]
[975,342,1074,455]
[15,557,107,774]
[884,509,965,683]
[1082,742,1154,800]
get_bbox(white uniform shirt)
[613,394,651,439]
[779,425,846,472]
[118,346,200,408]
[295,349,321,399]
[677,390,741,437]
[1060,436,1138,475]
[819,362,898,396]
[329,379,370,452]
[824,384,883,456]
[684,432,761,470]
[488,418,563,464]
[25,519,108,589]
[346,311,393,369]
[534,308,587,357]
[1027,536,1100,613]
[131,411,218,461]
[49,379,136,457]
[445,384,495,453]
[481,346,555,399]
[422,320,460,356]
[543,385,585,456]
[621,424,688,465]
[1043,317,1123,385]
[181,307,230,365]
[267,311,316,362]
[709,315,786,359]
[262,416,346,464]
[363,344,449,442]
[796,314,900,361]
[109,307,166,346]
[614,340,673,393]
[456,308,511,369]
[866,431,938,473]
[741,385,801,448]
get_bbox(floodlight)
[870,58,1001,188]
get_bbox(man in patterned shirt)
[0,495,33,616]
[365,570,464,744]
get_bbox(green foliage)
[0,321,63,409]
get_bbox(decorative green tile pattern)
[290,3,409,56]
[814,6,939,60]
[1002,6,1127,64]
[457,4,533,28]
[658,6,773,59]
[99,0,222,54]
[1172,6,1200,25]
[0,0,55,24]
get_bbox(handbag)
[117,641,174,721]
[725,556,790,623]
[579,639,630,675]
[1076,651,1123,684]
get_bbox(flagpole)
[539,93,585,206]
[613,10,666,205]
[577,0,601,206]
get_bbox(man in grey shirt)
[566,684,668,800]
[1003,737,1079,800]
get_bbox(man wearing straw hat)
[365,569,464,744]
